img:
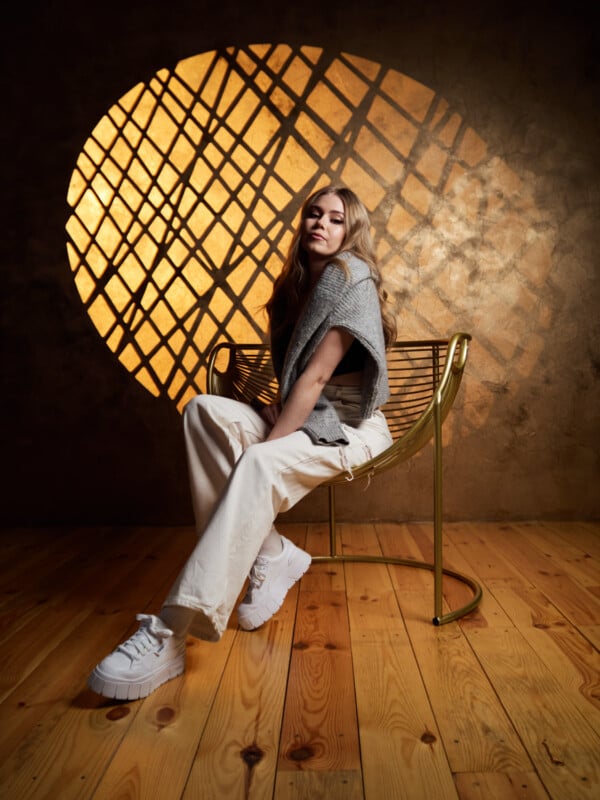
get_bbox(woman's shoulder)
[336,251,373,283]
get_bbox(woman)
[89,185,396,700]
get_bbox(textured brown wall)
[2,1,599,525]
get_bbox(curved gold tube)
[311,553,483,625]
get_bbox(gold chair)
[207,332,482,625]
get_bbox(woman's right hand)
[260,403,281,427]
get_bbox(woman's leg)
[163,409,392,640]
[182,394,270,532]
[88,399,391,699]
[162,393,284,637]
[88,393,272,700]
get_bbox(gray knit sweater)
[276,253,389,445]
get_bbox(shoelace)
[117,614,171,661]
[248,557,270,589]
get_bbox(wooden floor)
[0,521,598,799]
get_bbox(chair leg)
[433,390,444,624]
[312,401,483,625]
[431,389,483,625]
[328,484,338,558]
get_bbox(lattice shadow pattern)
[66,44,550,414]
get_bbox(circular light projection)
[66,43,551,414]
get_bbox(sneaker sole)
[88,650,185,701]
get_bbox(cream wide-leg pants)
[163,385,392,641]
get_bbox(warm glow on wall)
[66,44,550,414]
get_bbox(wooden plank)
[282,518,358,777]
[444,522,527,583]
[401,521,511,629]
[341,522,405,635]
[275,769,363,799]
[0,527,196,798]
[374,521,426,564]
[0,526,130,595]
[1,522,598,800]
[376,522,442,625]
[0,604,141,767]
[183,588,299,799]
[379,534,531,776]
[303,562,346,593]
[581,624,600,651]
[0,528,104,649]
[404,619,534,774]
[0,528,84,597]
[465,626,600,800]
[0,597,92,704]
[440,525,512,630]
[303,521,346,592]
[543,522,600,560]
[454,771,550,799]
[521,523,600,590]
[92,630,236,800]
[401,521,477,616]
[304,520,334,559]
[0,612,148,762]
[342,524,457,800]
[484,525,600,627]
[0,527,176,704]
[353,629,458,800]
[375,522,490,628]
[277,588,361,774]
[485,577,600,737]
[346,561,405,635]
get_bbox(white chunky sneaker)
[88,614,186,700]
[238,537,311,631]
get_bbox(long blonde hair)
[266,185,396,345]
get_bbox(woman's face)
[300,192,346,270]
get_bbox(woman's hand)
[260,402,281,427]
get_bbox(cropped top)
[332,338,366,376]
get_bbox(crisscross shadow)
[66,43,555,423]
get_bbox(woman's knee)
[184,394,266,450]
[236,442,286,486]
[183,395,224,442]
[184,394,223,424]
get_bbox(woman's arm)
[265,327,354,441]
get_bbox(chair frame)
[207,332,482,625]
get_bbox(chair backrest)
[207,343,279,407]
[207,333,471,483]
